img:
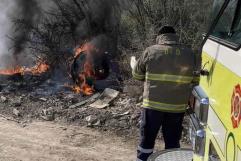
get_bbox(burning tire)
[71,50,110,95]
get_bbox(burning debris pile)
[0,0,122,96]
[0,0,146,139]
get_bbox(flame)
[0,60,49,76]
[24,61,50,75]
[72,84,94,96]
[75,42,98,58]
[0,66,25,75]
[72,43,97,95]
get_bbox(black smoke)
[2,0,125,71]
[11,0,40,55]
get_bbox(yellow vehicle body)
[192,0,241,160]
[193,40,241,160]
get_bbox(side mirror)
[193,69,209,76]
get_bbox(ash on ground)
[0,78,191,144]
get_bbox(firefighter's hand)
[130,56,137,70]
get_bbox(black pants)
[137,108,185,161]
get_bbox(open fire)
[0,0,119,97]
[70,43,98,96]
[0,42,110,96]
[70,41,110,96]
[74,42,98,58]
[0,60,49,76]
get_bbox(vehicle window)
[211,0,225,20]
[211,0,239,44]
[228,4,241,44]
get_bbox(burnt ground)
[0,77,191,151]
[0,77,141,137]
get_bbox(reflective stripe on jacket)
[132,33,200,113]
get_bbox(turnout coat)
[133,33,199,113]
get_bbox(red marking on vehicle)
[231,84,241,129]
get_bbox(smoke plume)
[0,0,15,68]
[11,0,41,55]
[0,0,124,69]
[0,0,42,68]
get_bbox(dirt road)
[0,117,136,161]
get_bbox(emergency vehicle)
[191,0,241,160]
[149,0,241,160]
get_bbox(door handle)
[200,69,209,76]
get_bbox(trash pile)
[0,81,190,143]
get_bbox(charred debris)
[0,0,123,94]
[0,0,143,138]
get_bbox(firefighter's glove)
[130,56,137,70]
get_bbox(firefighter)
[131,26,199,161]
